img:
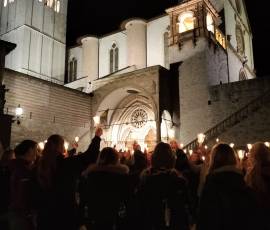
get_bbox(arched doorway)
[95,87,158,152]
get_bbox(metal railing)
[184,90,270,150]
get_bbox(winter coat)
[84,163,130,228]
[137,168,191,230]
[197,166,257,230]
[36,135,101,230]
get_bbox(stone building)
[1,0,269,152]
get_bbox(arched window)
[54,0,60,13]
[109,43,119,73]
[68,58,77,83]
[206,13,214,33]
[178,11,195,33]
[239,68,247,81]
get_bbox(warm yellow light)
[38,142,44,150]
[189,149,193,155]
[247,144,252,150]
[15,105,23,116]
[216,138,219,143]
[202,156,205,161]
[64,142,69,151]
[180,143,184,149]
[230,143,235,148]
[75,136,79,142]
[93,116,100,126]
[204,145,208,150]
[238,150,245,160]
[183,149,187,154]
[265,142,270,148]
[197,133,205,144]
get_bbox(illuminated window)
[206,13,214,33]
[178,11,195,33]
[109,43,119,73]
[54,0,60,12]
[45,0,54,7]
[3,0,7,7]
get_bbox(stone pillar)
[124,19,147,69]
[78,36,99,90]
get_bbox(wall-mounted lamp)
[14,104,23,125]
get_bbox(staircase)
[183,89,270,150]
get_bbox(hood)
[83,163,129,177]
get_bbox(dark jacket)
[253,163,270,230]
[84,164,129,228]
[37,135,101,230]
[137,168,191,230]
[197,166,257,230]
[9,159,35,215]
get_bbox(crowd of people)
[0,127,270,230]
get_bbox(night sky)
[67,0,268,77]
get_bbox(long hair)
[151,142,175,169]
[208,143,238,173]
[37,134,64,189]
[245,142,270,194]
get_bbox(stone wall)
[2,69,92,152]
[179,45,270,146]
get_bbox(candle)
[265,142,270,148]
[197,133,206,144]
[247,144,252,151]
[202,156,205,161]
[216,138,219,143]
[183,149,187,154]
[64,142,69,151]
[189,149,193,156]
[75,136,79,142]
[180,143,184,149]
[204,145,208,150]
[38,142,44,150]
[229,143,234,148]
[238,150,245,160]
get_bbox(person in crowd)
[0,149,15,229]
[8,140,38,230]
[245,142,270,230]
[83,147,129,230]
[136,142,191,230]
[36,128,102,230]
[197,143,257,230]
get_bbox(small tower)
[0,0,68,84]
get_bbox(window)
[44,0,60,13]
[178,11,195,33]
[206,13,214,33]
[109,43,119,73]
[68,58,77,83]
[3,0,15,7]
[54,0,60,13]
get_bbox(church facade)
[2,0,269,152]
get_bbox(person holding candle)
[197,143,257,230]
[36,127,102,230]
[245,142,270,230]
